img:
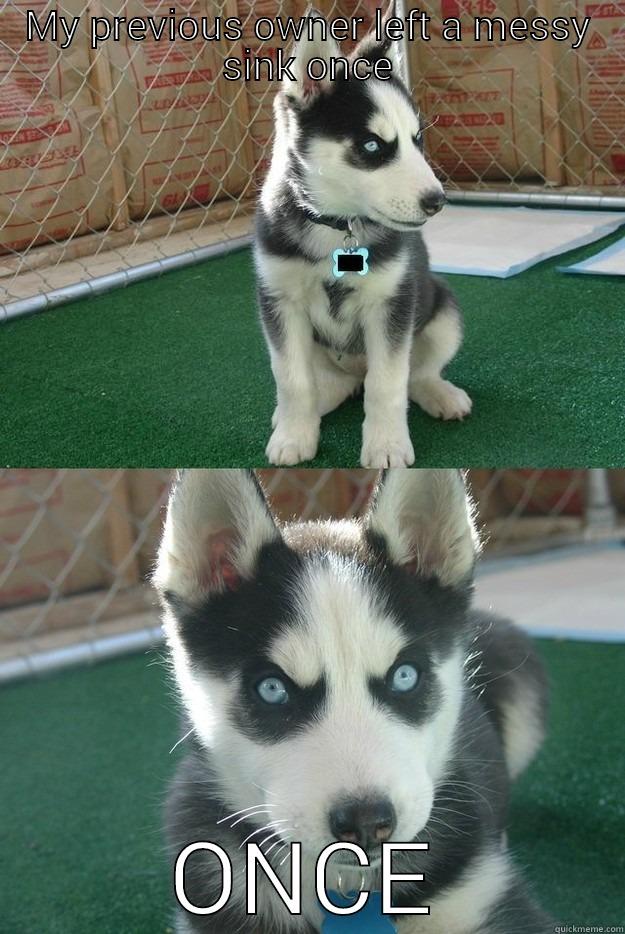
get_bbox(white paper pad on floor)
[422,205,625,278]
[559,236,625,276]
[475,545,625,643]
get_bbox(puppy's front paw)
[410,378,472,421]
[360,423,415,467]
[266,418,320,465]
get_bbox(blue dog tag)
[332,247,369,278]
[320,891,396,932]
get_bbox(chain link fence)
[1,468,623,682]
[1,0,624,316]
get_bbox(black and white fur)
[155,469,552,933]
[255,10,472,467]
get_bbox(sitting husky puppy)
[255,11,472,467]
[155,469,552,933]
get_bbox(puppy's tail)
[469,612,549,781]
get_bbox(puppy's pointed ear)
[365,469,480,587]
[154,470,280,604]
[284,11,341,103]
[350,0,403,79]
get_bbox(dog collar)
[303,209,356,232]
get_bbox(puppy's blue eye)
[362,139,380,153]
[390,664,420,693]
[256,676,289,705]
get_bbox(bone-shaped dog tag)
[332,247,369,278]
[320,891,396,932]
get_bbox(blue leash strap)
[320,891,396,932]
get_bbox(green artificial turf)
[0,640,624,932]
[2,225,624,467]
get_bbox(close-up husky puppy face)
[155,470,479,871]
[272,11,446,229]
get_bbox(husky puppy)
[255,10,472,467]
[155,469,552,933]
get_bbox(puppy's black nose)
[329,797,396,848]
[420,190,447,216]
